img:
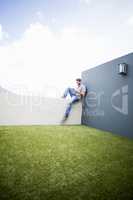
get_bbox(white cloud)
[51,17,57,24]
[80,0,91,6]
[0,22,131,97]
[0,25,2,40]
[0,24,9,41]
[36,11,44,21]
[0,24,4,40]
[127,16,133,26]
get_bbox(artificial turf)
[0,125,133,200]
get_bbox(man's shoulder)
[81,84,86,91]
[81,84,86,88]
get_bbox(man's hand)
[75,89,86,97]
[80,91,86,97]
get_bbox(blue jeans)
[63,87,80,117]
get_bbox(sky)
[0,0,133,97]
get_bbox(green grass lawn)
[0,125,133,200]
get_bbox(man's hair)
[76,78,82,82]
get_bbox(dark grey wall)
[82,53,133,138]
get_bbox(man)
[61,78,86,122]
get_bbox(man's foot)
[60,114,68,124]
[61,95,66,98]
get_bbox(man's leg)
[64,96,79,118]
[62,87,76,98]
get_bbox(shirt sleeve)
[81,85,86,93]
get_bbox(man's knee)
[67,87,72,91]
[64,87,70,92]
[67,102,72,106]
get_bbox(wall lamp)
[118,63,128,75]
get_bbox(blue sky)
[0,0,133,97]
[0,0,133,37]
[0,0,82,38]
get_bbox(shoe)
[60,114,68,124]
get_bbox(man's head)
[76,78,82,86]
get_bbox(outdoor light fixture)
[118,63,128,75]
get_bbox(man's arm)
[80,91,86,97]
[80,85,86,97]
[75,85,86,97]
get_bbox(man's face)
[76,80,81,86]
